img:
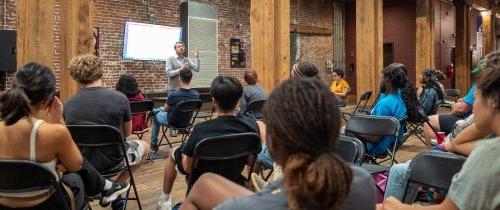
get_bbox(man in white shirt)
[165,41,200,92]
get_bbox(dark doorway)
[383,43,394,68]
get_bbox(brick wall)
[1,0,16,90]
[291,0,334,84]
[1,0,252,91]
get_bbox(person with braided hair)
[362,63,419,156]
[379,51,500,210]
[418,69,445,115]
[177,78,376,210]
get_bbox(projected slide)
[122,21,181,61]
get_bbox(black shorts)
[438,114,463,134]
[173,148,189,175]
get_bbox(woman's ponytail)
[0,86,33,125]
[284,153,352,210]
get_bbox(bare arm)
[449,102,472,116]
[256,121,266,144]
[449,122,490,156]
[122,120,132,138]
[182,154,194,174]
[162,103,170,112]
[55,126,83,172]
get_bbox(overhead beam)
[16,0,54,68]
[59,0,94,101]
[356,0,383,102]
[416,0,435,82]
[251,0,290,92]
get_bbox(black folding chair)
[67,125,142,210]
[341,91,372,122]
[194,93,215,121]
[406,104,442,145]
[402,151,466,204]
[130,100,154,140]
[0,160,73,210]
[243,99,266,120]
[130,100,155,162]
[187,133,261,194]
[335,135,366,165]
[345,114,401,166]
[156,100,203,152]
[441,89,461,109]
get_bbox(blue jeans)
[384,161,411,200]
[151,108,169,145]
[257,144,273,168]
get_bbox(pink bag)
[372,172,388,203]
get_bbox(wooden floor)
[90,105,429,210]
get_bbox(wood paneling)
[482,9,495,56]
[250,0,290,92]
[59,0,94,101]
[16,0,54,68]
[416,0,435,82]
[455,0,471,94]
[356,0,383,102]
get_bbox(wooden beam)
[16,0,54,68]
[59,0,94,101]
[455,0,471,94]
[251,0,290,92]
[416,0,435,83]
[483,10,494,55]
[356,0,383,102]
[290,24,332,35]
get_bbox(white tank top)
[29,119,58,179]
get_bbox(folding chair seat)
[345,114,401,166]
[194,93,215,121]
[156,100,203,152]
[67,125,142,210]
[0,160,76,210]
[187,133,261,194]
[335,135,365,164]
[243,99,266,120]
[341,91,372,122]
[402,151,466,204]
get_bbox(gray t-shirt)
[448,137,500,210]
[215,166,375,210]
[165,55,199,91]
[63,87,132,173]
[239,84,266,113]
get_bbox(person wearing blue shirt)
[363,63,419,156]
[423,60,483,144]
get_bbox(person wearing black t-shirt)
[156,76,264,210]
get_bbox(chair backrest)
[403,151,466,203]
[169,100,203,128]
[444,89,461,98]
[67,125,126,175]
[352,91,372,115]
[335,135,365,164]
[188,133,261,191]
[130,100,154,115]
[244,99,266,119]
[0,160,58,199]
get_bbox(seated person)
[150,68,200,149]
[239,69,266,114]
[384,120,492,201]
[360,63,419,156]
[180,78,376,210]
[291,62,319,78]
[63,54,150,185]
[116,74,148,133]
[379,51,500,210]
[156,76,264,210]
[417,69,445,115]
[0,63,129,210]
[330,68,350,100]
[423,61,483,139]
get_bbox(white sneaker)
[157,194,172,210]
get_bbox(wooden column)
[482,3,495,56]
[250,0,290,92]
[455,0,471,94]
[59,0,94,101]
[356,0,383,102]
[16,0,54,68]
[416,0,435,81]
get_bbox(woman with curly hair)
[418,69,445,115]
